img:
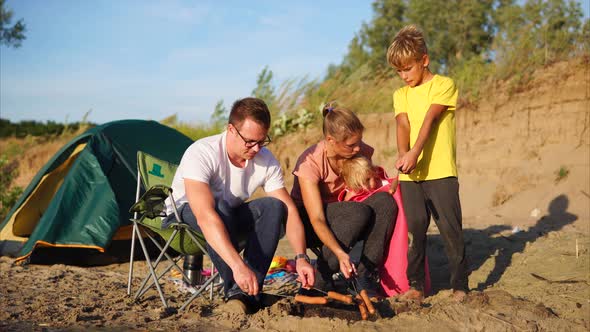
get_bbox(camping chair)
[126,151,219,311]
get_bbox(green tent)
[0,120,193,263]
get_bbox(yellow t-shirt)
[393,74,458,181]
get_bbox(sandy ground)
[1,215,588,331]
[1,58,589,331]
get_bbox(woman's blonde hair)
[341,156,376,191]
[322,101,364,142]
[387,24,428,68]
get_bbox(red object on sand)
[285,259,296,273]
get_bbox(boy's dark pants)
[400,177,469,292]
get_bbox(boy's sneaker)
[398,288,424,303]
[452,289,467,302]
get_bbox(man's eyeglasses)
[233,125,271,148]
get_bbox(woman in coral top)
[290,103,397,296]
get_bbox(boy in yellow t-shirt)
[387,25,468,302]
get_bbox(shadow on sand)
[425,194,577,294]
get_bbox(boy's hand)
[395,150,419,174]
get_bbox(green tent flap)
[0,120,193,262]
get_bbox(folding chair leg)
[134,227,180,302]
[136,255,182,300]
[127,222,138,295]
[209,261,214,300]
[133,225,171,308]
[129,167,142,296]
[179,271,220,311]
[144,231,190,285]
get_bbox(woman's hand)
[336,252,356,279]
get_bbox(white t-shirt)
[165,131,284,214]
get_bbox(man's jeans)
[164,197,286,300]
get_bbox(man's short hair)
[387,24,428,68]
[228,97,271,130]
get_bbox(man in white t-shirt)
[165,97,314,313]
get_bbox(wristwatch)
[294,253,311,263]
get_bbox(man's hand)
[233,263,259,296]
[295,259,315,289]
[336,252,356,279]
[395,149,419,174]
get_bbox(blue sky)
[0,1,373,124]
[1,1,588,125]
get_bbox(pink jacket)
[337,168,431,296]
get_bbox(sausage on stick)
[359,289,376,314]
[327,291,354,304]
[294,295,328,305]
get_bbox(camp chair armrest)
[129,184,173,219]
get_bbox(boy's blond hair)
[341,156,376,191]
[387,24,428,68]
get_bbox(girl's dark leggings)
[299,191,397,277]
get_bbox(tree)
[0,0,26,48]
[493,0,585,78]
[210,99,228,128]
[361,0,407,71]
[337,0,496,75]
[339,0,406,75]
[582,18,590,54]
[339,34,370,77]
[405,0,494,73]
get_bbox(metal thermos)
[183,254,203,286]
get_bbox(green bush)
[0,156,23,221]
[555,166,570,183]
[451,55,494,102]
[0,118,95,138]
[272,108,317,138]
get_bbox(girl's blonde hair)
[341,156,376,191]
[322,101,364,142]
[387,24,428,68]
